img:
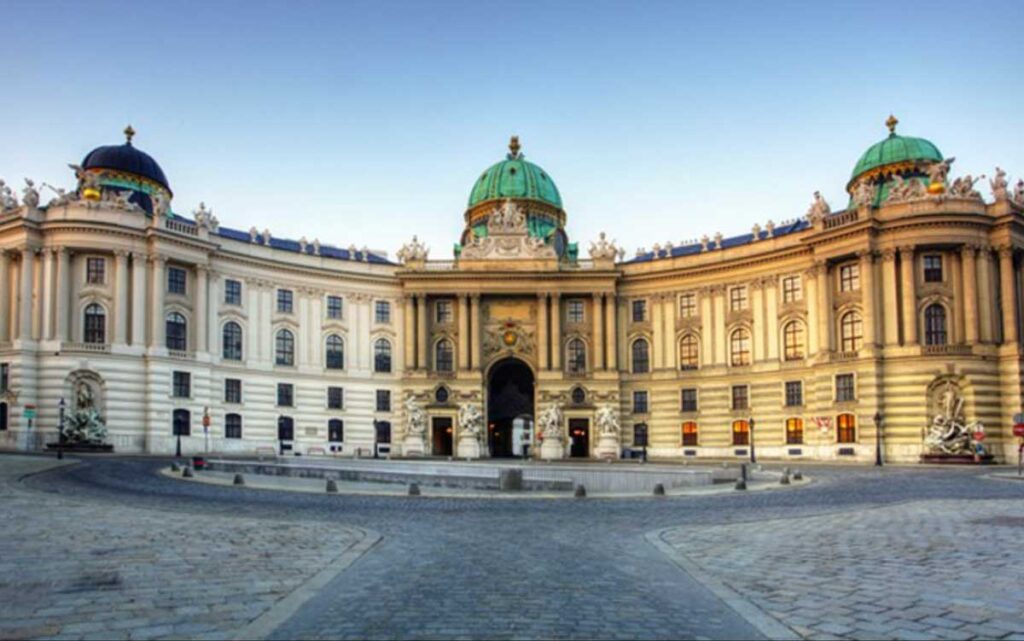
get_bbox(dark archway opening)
[487,358,534,458]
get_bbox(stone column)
[195,266,209,353]
[960,245,979,344]
[899,246,917,345]
[470,294,481,370]
[416,295,427,370]
[593,293,605,371]
[150,256,166,348]
[114,251,129,345]
[458,294,470,370]
[605,292,617,371]
[537,293,549,370]
[978,247,995,343]
[403,295,415,370]
[40,248,55,341]
[860,251,876,348]
[999,246,1018,344]
[700,287,714,365]
[881,250,899,346]
[130,252,146,346]
[765,277,779,359]
[651,295,664,370]
[805,267,820,355]
[0,251,9,342]
[712,287,726,364]
[19,248,35,341]
[751,280,765,362]
[662,293,675,369]
[247,280,261,362]
[816,262,831,352]
[550,294,561,370]
[208,271,220,356]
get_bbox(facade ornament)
[924,380,984,456]
[886,175,927,203]
[68,163,101,197]
[1013,179,1024,207]
[456,402,485,458]
[805,191,830,225]
[751,222,761,241]
[261,229,272,245]
[21,179,39,209]
[397,235,430,264]
[299,237,308,253]
[713,232,723,249]
[593,404,621,460]
[990,167,1009,201]
[664,241,674,252]
[63,379,108,446]
[41,183,74,207]
[402,395,427,456]
[460,200,556,260]
[249,227,259,243]
[617,247,625,261]
[588,232,619,260]
[926,157,956,189]
[152,191,170,218]
[699,235,709,252]
[537,401,565,460]
[312,239,321,255]
[764,220,775,238]
[852,180,877,208]
[105,189,141,212]
[948,174,985,200]
[0,179,18,212]
[652,243,662,256]
[193,202,219,231]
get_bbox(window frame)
[222,321,243,361]
[83,303,106,344]
[435,300,453,325]
[566,299,586,324]
[679,334,699,370]
[172,371,191,399]
[632,390,649,414]
[325,334,345,370]
[839,311,863,352]
[784,380,803,407]
[732,419,750,446]
[837,413,857,443]
[839,263,860,292]
[275,329,296,367]
[783,320,805,361]
[923,254,943,283]
[730,328,751,366]
[924,303,948,346]
[277,289,294,314]
[328,419,344,443]
[224,279,243,306]
[729,286,748,311]
[374,300,391,324]
[435,339,454,372]
[166,312,188,351]
[276,383,294,408]
[631,299,647,323]
[376,389,391,413]
[167,266,188,296]
[682,421,698,446]
[225,413,243,439]
[86,257,106,285]
[374,338,392,373]
[782,275,802,303]
[326,295,344,320]
[679,293,697,318]
[631,338,650,374]
[327,386,344,410]
[786,417,804,445]
[224,378,242,404]
[835,373,856,402]
[731,384,749,410]
[566,338,587,374]
[680,388,698,413]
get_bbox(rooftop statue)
[22,179,39,209]
[948,174,985,199]
[990,167,1008,201]
[852,180,877,208]
[397,235,429,263]
[0,179,19,212]
[805,191,831,224]
[886,175,927,203]
[194,202,219,231]
[1014,179,1024,206]
[927,157,956,185]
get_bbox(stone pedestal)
[457,436,483,459]
[403,434,426,457]
[594,435,620,460]
[540,437,564,461]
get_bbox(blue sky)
[3,0,1022,257]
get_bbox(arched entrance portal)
[487,358,534,458]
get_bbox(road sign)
[973,431,985,442]
[23,404,36,419]
[1013,424,1024,437]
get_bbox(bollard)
[793,470,803,481]
[408,483,421,496]
[326,479,338,493]
[783,466,791,477]
[233,474,245,486]
[499,469,523,491]
[734,478,747,491]
[182,466,194,478]
[170,462,180,472]
[652,483,666,496]
[574,484,587,498]
[780,473,790,485]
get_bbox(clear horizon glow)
[3,0,1023,258]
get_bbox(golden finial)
[508,135,521,158]
[885,114,898,135]
[124,125,136,144]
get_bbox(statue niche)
[921,378,990,463]
[48,372,113,452]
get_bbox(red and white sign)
[1013,424,1024,438]
[973,431,986,442]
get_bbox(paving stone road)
[6,455,1024,640]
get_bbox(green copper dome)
[467,137,563,210]
[850,116,943,183]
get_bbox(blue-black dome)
[82,132,170,193]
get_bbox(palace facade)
[2,119,1023,463]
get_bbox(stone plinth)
[540,438,564,461]
[456,437,483,459]
[593,435,620,460]
[403,435,426,457]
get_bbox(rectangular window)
[682,421,698,446]
[375,300,391,324]
[172,371,191,398]
[277,383,294,407]
[326,295,344,320]
[86,257,106,285]
[376,389,391,412]
[837,413,857,443]
[679,293,697,318]
[167,266,187,295]
[435,300,453,324]
[1,363,9,392]
[567,299,585,324]
[839,263,860,292]
[731,385,749,410]
[782,275,802,303]
[224,378,242,404]
[680,388,698,412]
[785,381,803,407]
[836,374,856,402]
[328,420,344,443]
[729,286,748,311]
[786,418,804,445]
[277,289,294,314]
[224,279,242,306]
[225,414,242,439]
[923,255,943,283]
[633,423,649,447]
[632,390,649,414]
[328,386,344,410]
[632,300,647,322]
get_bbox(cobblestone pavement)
[657,497,1024,640]
[10,456,1024,640]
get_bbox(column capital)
[195,263,210,275]
[880,248,898,262]
[996,244,1017,260]
[149,254,168,266]
[469,293,481,302]
[856,249,876,262]
[898,245,916,257]
[113,249,130,259]
[960,243,980,257]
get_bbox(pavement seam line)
[645,527,801,641]
[232,526,383,641]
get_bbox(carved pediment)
[460,201,557,260]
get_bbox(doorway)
[432,417,453,456]
[569,418,590,458]
[487,358,534,458]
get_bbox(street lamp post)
[749,417,757,464]
[175,420,182,459]
[874,411,883,467]
[57,397,65,460]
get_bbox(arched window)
[730,328,751,366]
[631,339,650,374]
[275,329,295,366]
[172,408,191,437]
[732,419,750,446]
[786,418,804,444]
[83,303,106,344]
[326,334,345,370]
[924,304,948,346]
[166,313,187,351]
[222,322,243,361]
[225,413,242,439]
[567,338,586,374]
[840,311,863,352]
[0,402,7,431]
[328,419,344,442]
[374,338,392,373]
[679,334,699,370]
[837,413,856,443]
[682,421,698,446]
[435,339,454,372]
[783,321,805,361]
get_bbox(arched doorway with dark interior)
[487,358,534,458]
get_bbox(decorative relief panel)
[482,298,537,364]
